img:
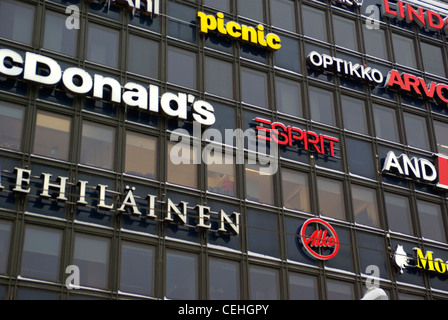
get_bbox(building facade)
[0,0,448,300]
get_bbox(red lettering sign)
[300,218,339,260]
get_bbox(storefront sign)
[197,12,282,51]
[300,218,339,260]
[0,48,216,126]
[382,151,448,190]
[255,118,339,158]
[393,245,448,276]
[4,167,240,235]
[88,0,160,16]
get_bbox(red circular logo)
[300,218,339,260]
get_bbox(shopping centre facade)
[1,0,448,300]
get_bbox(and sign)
[393,245,448,276]
[300,218,339,260]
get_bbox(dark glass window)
[20,225,62,282]
[392,33,417,69]
[43,11,77,56]
[249,265,280,300]
[245,163,274,205]
[80,121,116,170]
[289,272,318,300]
[341,96,367,134]
[282,168,310,212]
[120,241,155,296]
[309,86,335,125]
[333,16,357,51]
[403,113,430,150]
[302,6,327,42]
[247,209,279,257]
[73,233,110,289]
[168,1,197,44]
[351,184,380,228]
[205,57,233,99]
[167,46,196,89]
[317,177,345,221]
[420,42,445,77]
[241,67,268,108]
[274,35,301,73]
[373,104,400,143]
[270,0,295,32]
[326,279,355,300]
[346,137,376,179]
[357,231,388,280]
[275,77,301,117]
[417,200,445,242]
[125,131,157,179]
[87,23,119,68]
[204,0,230,12]
[33,111,71,161]
[363,27,387,60]
[209,258,240,300]
[434,120,448,156]
[166,250,198,300]
[0,0,34,45]
[16,288,59,300]
[384,192,413,235]
[238,0,264,22]
[167,141,198,189]
[128,35,159,79]
[0,101,24,151]
[0,221,12,275]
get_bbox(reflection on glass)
[166,250,198,300]
[270,0,295,31]
[168,46,196,89]
[309,86,335,125]
[245,163,274,205]
[167,141,198,189]
[373,104,400,143]
[80,121,115,170]
[128,34,159,78]
[0,0,34,45]
[317,177,345,220]
[238,0,264,22]
[327,278,354,300]
[289,272,318,300]
[205,57,233,99]
[209,258,239,300]
[0,102,24,150]
[351,185,380,228]
[241,67,268,108]
[204,0,230,12]
[282,168,310,212]
[44,11,77,56]
[417,200,445,242]
[363,27,387,60]
[384,193,413,235]
[125,131,157,179]
[403,113,429,150]
[333,16,357,51]
[87,23,119,68]
[433,120,448,156]
[207,152,235,196]
[341,96,367,134]
[275,77,301,117]
[302,6,327,42]
[421,42,445,77]
[392,33,416,68]
[250,265,279,300]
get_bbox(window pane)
[120,241,154,296]
[241,67,268,108]
[205,57,233,99]
[80,121,115,170]
[87,23,119,68]
[421,42,445,77]
[373,104,400,143]
[351,185,380,228]
[270,0,295,31]
[341,96,367,134]
[433,120,448,156]
[245,163,274,205]
[167,141,198,189]
[327,279,354,300]
[166,250,198,300]
[0,0,34,45]
[168,46,196,89]
[0,221,12,274]
[238,0,264,22]
[384,192,413,235]
[73,233,110,289]
[363,27,387,60]
[209,258,239,300]
[309,86,335,125]
[392,33,416,69]
[207,152,235,197]
[250,265,279,300]
[289,272,318,300]
[204,0,230,12]
[128,35,159,78]
[275,77,301,117]
[44,11,77,56]
[302,6,327,42]
[282,168,310,212]
[317,177,345,220]
[403,113,429,150]
[333,16,357,51]
[248,209,279,257]
[417,200,445,242]
[125,131,157,179]
[21,225,62,282]
[346,138,375,179]
[34,111,71,161]
[167,2,197,43]
[0,101,24,150]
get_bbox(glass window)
[238,0,264,22]
[168,1,197,44]
[249,265,279,300]
[384,192,413,235]
[87,23,119,68]
[351,184,380,228]
[0,0,34,45]
[270,0,295,32]
[357,231,389,281]
[433,120,448,156]
[0,221,12,275]
[120,241,155,296]
[309,86,335,125]
[326,278,355,300]
[373,104,400,143]
[282,168,310,212]
[317,177,345,221]
[346,138,376,179]
[245,163,274,205]
[0,101,24,151]
[392,33,417,69]
[417,200,445,242]
[341,96,367,134]
[302,6,327,42]
[333,16,357,51]
[16,288,59,300]
[207,152,235,197]
[20,225,62,282]
[125,131,157,179]
[204,0,230,12]
[209,258,240,300]
[241,67,268,108]
[80,121,115,170]
[166,250,198,300]
[247,209,279,257]
[274,35,300,73]
[128,35,159,79]
[289,272,318,300]
[167,141,198,189]
[275,77,301,117]
[403,113,430,150]
[420,42,445,77]
[73,233,110,289]
[167,46,196,89]
[43,11,77,56]
[363,27,387,60]
[33,111,71,161]
[205,56,233,99]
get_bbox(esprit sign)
[0,48,216,126]
[382,151,448,190]
[300,218,339,260]
[5,167,240,235]
[197,12,282,51]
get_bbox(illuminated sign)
[4,167,240,235]
[0,48,215,126]
[197,12,282,51]
[88,0,160,16]
[393,245,448,276]
[300,218,340,260]
[382,151,448,190]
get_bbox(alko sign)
[300,218,339,260]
